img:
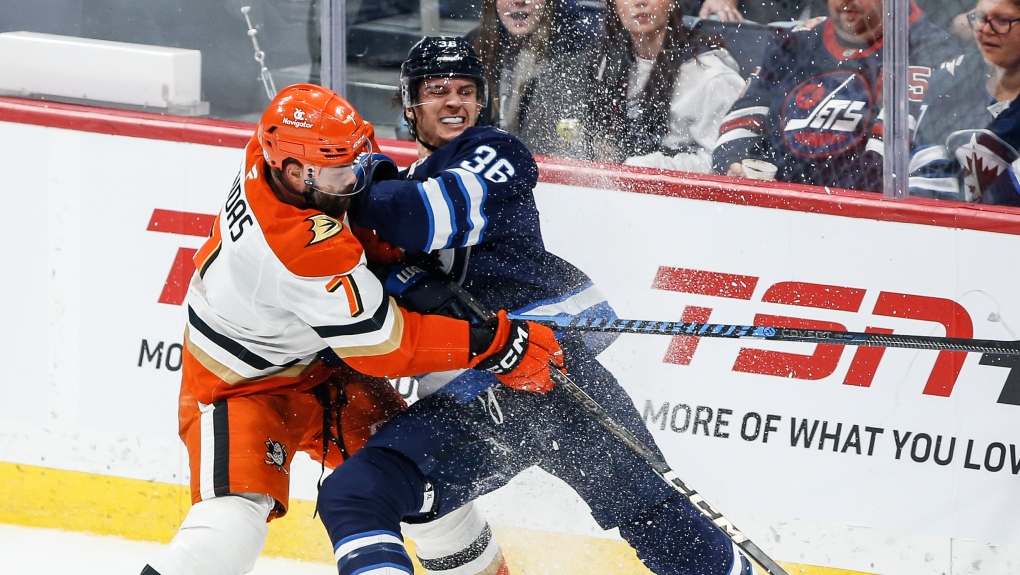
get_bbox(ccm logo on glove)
[469,311,565,393]
[481,323,530,374]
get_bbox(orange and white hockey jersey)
[182,135,471,404]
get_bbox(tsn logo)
[652,266,1020,406]
[147,211,1019,406]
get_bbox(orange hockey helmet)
[257,83,375,171]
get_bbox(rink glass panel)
[0,0,1009,208]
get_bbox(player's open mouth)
[441,117,465,125]
[508,10,530,22]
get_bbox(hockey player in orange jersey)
[140,83,562,575]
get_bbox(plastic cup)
[741,159,778,181]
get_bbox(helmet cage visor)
[302,141,375,198]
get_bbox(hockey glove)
[351,225,404,264]
[468,311,565,393]
[384,264,474,320]
[354,152,398,187]
[349,153,399,217]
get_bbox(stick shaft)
[510,315,1020,355]
[550,369,789,575]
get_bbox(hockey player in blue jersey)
[712,0,956,192]
[315,36,755,575]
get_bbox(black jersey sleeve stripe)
[312,296,391,338]
[212,400,231,497]
[188,306,274,370]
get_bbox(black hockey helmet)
[399,36,488,108]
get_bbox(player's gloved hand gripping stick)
[381,260,565,393]
[468,310,564,392]
[444,283,790,575]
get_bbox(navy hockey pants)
[317,335,743,575]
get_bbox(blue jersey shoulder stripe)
[447,167,489,247]
[415,182,436,253]
[418,178,457,252]
[434,176,457,250]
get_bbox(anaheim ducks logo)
[781,71,871,159]
[264,438,289,474]
[306,214,343,246]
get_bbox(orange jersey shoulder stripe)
[242,136,363,278]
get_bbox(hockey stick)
[444,283,789,575]
[508,315,1020,356]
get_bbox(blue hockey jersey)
[351,126,616,399]
[712,5,954,191]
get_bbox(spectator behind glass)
[911,0,979,51]
[469,0,603,158]
[680,0,823,23]
[911,0,1020,205]
[682,0,970,28]
[712,0,956,192]
[587,0,746,172]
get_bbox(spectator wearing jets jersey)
[910,0,1020,204]
[587,0,746,172]
[468,0,601,159]
[712,0,957,191]
[139,83,562,575]
[315,36,755,575]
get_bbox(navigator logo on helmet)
[400,36,488,149]
[257,83,376,199]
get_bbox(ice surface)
[0,524,334,575]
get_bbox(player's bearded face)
[277,162,358,217]
[828,0,883,44]
[305,187,352,218]
[409,77,482,149]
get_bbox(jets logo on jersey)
[306,214,343,246]
[948,129,1020,202]
[781,71,871,158]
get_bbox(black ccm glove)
[383,264,475,320]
